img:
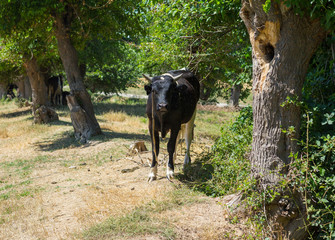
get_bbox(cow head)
[143,73,183,114]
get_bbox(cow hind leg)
[184,109,196,167]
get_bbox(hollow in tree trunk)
[240,1,326,238]
[23,57,58,124]
[53,9,101,142]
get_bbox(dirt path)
[0,103,249,240]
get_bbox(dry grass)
[0,128,9,138]
[0,95,246,240]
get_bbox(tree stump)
[34,105,59,124]
[66,94,92,144]
[129,141,148,155]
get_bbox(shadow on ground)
[94,99,147,117]
[0,108,31,118]
[34,129,151,152]
[175,156,214,191]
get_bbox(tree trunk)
[240,1,326,238]
[199,81,212,101]
[53,11,101,140]
[0,83,6,99]
[23,57,59,124]
[16,76,32,100]
[66,94,91,143]
[229,84,241,108]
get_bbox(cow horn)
[142,74,152,82]
[162,73,183,82]
[172,73,183,82]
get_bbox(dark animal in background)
[46,76,63,105]
[143,69,200,181]
[62,91,70,106]
[6,83,18,99]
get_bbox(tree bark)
[53,10,101,139]
[23,57,60,124]
[16,76,32,100]
[240,1,326,238]
[0,82,6,99]
[229,84,241,108]
[66,94,91,143]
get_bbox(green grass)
[0,156,51,202]
[196,109,238,139]
[123,87,147,96]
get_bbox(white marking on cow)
[166,167,174,181]
[183,109,197,166]
[148,164,158,182]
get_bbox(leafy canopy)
[140,0,252,101]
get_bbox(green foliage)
[194,106,253,197]
[282,0,335,30]
[81,39,141,94]
[293,35,335,239]
[261,1,335,30]
[263,0,272,13]
[0,0,145,87]
[139,0,252,101]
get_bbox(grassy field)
[0,94,250,239]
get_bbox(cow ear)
[144,84,152,95]
[142,74,152,82]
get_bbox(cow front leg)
[148,127,160,182]
[166,129,179,180]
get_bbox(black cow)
[46,76,63,105]
[143,70,200,181]
[6,83,18,99]
[62,91,70,106]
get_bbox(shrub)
[194,106,253,197]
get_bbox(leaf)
[262,0,271,13]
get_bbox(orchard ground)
[0,93,254,240]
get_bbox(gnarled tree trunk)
[240,1,326,238]
[24,57,58,124]
[53,9,101,141]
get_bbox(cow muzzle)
[157,103,168,112]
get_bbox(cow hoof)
[166,168,174,181]
[148,166,158,182]
[184,154,191,165]
[148,175,157,182]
